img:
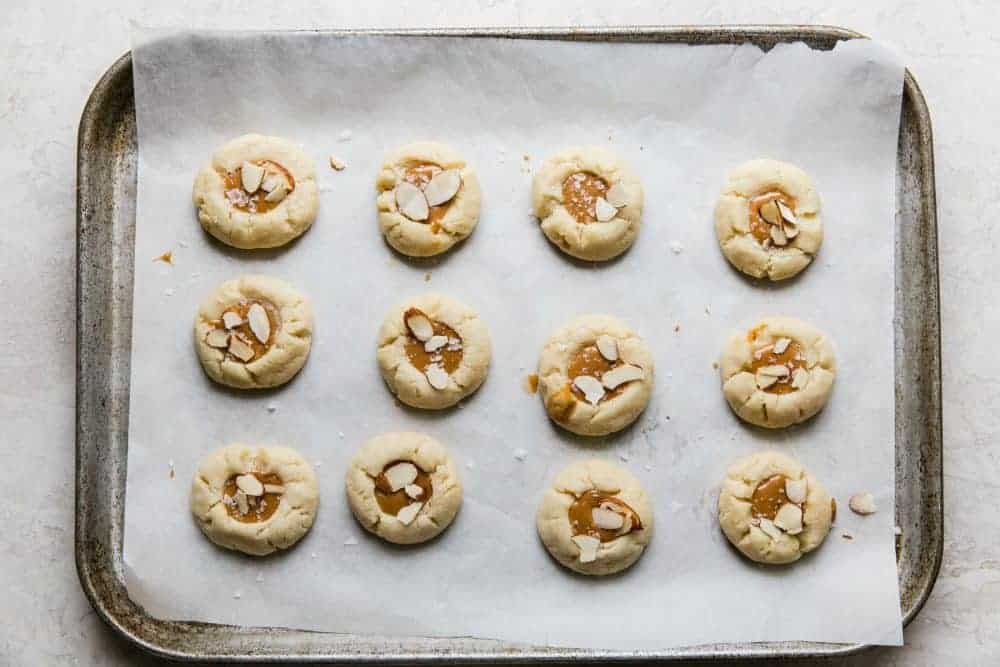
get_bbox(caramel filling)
[222,160,295,214]
[208,299,281,363]
[403,307,463,373]
[222,472,283,523]
[562,171,609,224]
[749,339,807,394]
[374,461,434,516]
[402,162,453,232]
[750,474,793,520]
[747,190,796,243]
[568,490,643,542]
[567,344,625,402]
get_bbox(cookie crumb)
[343,537,359,546]
[233,590,242,599]
[712,362,719,370]
[424,272,431,282]
[153,250,173,264]
[267,403,277,413]
[513,448,528,461]
[842,532,854,541]
[669,241,683,254]
[337,130,352,142]
[619,453,629,462]
[338,431,345,439]
[674,324,680,332]
[163,288,174,297]
[178,240,189,248]
[704,306,711,316]
[255,571,264,583]
[168,459,175,479]
[644,464,652,471]
[523,373,539,394]
[466,461,476,470]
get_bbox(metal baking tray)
[76,25,942,661]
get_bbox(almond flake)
[206,329,230,348]
[770,225,788,246]
[605,182,628,208]
[783,222,799,239]
[805,347,819,368]
[222,311,243,329]
[240,162,265,193]
[572,375,605,405]
[758,517,784,540]
[235,490,249,515]
[791,367,809,389]
[405,312,434,342]
[594,197,617,222]
[777,200,797,224]
[423,169,462,206]
[785,478,808,504]
[595,335,619,362]
[755,371,779,389]
[384,462,418,492]
[328,155,346,171]
[395,181,429,221]
[758,364,790,377]
[261,173,285,193]
[592,507,624,530]
[425,364,450,390]
[773,503,804,535]
[396,502,422,525]
[571,535,600,563]
[236,474,264,497]
[264,181,288,203]
[263,484,285,494]
[849,491,877,516]
[228,335,255,362]
[404,484,424,500]
[773,337,791,354]
[424,335,448,352]
[247,303,270,344]
[601,364,644,390]
[759,200,781,225]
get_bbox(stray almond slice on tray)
[424,335,448,353]
[773,337,791,354]
[605,182,628,208]
[405,312,434,342]
[241,162,265,193]
[423,169,462,206]
[773,503,804,535]
[758,517,784,540]
[395,181,429,221]
[236,474,264,497]
[594,197,617,222]
[591,507,624,531]
[396,502,422,525]
[572,375,605,405]
[602,364,644,390]
[571,535,600,563]
[263,484,285,494]
[385,462,419,492]
[206,329,230,348]
[849,491,877,515]
[222,311,243,329]
[759,200,781,225]
[329,155,346,171]
[264,181,289,203]
[785,478,808,504]
[247,303,270,344]
[777,200,797,224]
[228,335,255,362]
[595,335,619,362]
[425,364,450,390]
[404,484,424,500]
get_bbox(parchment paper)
[125,28,904,649]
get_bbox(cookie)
[193,275,313,390]
[714,158,822,280]
[536,459,653,576]
[376,293,491,410]
[537,314,653,437]
[375,141,482,257]
[192,134,319,249]
[719,316,836,429]
[345,432,462,545]
[189,444,319,556]
[532,146,643,261]
[718,450,834,564]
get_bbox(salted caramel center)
[402,162,453,231]
[222,160,295,214]
[567,344,623,402]
[568,490,643,542]
[208,299,281,363]
[562,171,609,224]
[747,190,796,243]
[222,472,283,523]
[750,474,793,520]
[374,461,434,516]
[749,339,807,394]
[403,307,463,374]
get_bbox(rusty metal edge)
[75,24,943,662]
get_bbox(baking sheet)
[125,28,904,649]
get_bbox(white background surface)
[125,31,902,648]
[1,1,997,665]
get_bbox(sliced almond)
[605,182,628,208]
[425,364,450,390]
[571,535,600,563]
[206,329,230,348]
[405,312,434,342]
[594,197,617,222]
[592,507,624,531]
[595,335,619,362]
[328,155,346,171]
[805,347,819,369]
[404,484,424,500]
[758,517,784,540]
[247,303,270,344]
[759,200,781,225]
[222,311,243,329]
[601,364,644,390]
[758,364,790,377]
[777,200,797,224]
[424,335,448,353]
[236,474,264,497]
[791,367,809,389]
[396,502,422,525]
[240,161,265,193]
[395,181,429,221]
[773,503,804,535]
[264,181,288,203]
[228,335,255,362]
[849,491,877,516]
[572,375,605,405]
[263,484,285,494]
[783,222,799,239]
[770,225,788,246]
[423,169,462,206]
[235,489,249,515]
[261,173,285,193]
[755,371,778,389]
[785,478,808,504]
[773,337,791,355]
[384,461,418,492]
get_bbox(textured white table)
[2,1,996,664]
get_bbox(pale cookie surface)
[536,459,653,576]
[538,314,653,437]
[190,444,319,556]
[720,316,836,429]
[714,158,822,280]
[375,141,482,257]
[532,146,643,261]
[376,293,491,410]
[345,432,463,545]
[718,450,834,564]
[192,134,319,249]
[194,275,313,390]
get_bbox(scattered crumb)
[523,373,539,394]
[153,250,173,264]
[666,372,673,379]
[311,552,318,559]
[522,153,530,162]
[704,306,711,316]
[619,453,629,463]
[168,459,175,479]
[670,501,685,513]
[644,464,652,471]
[329,155,346,171]
[674,324,680,332]
[338,431,345,439]
[255,571,264,583]
[513,448,528,462]
[178,240,189,248]
[842,532,854,541]
[424,272,431,282]
[190,272,201,280]
[314,461,323,468]
[712,361,719,370]
[639,145,644,151]
[233,591,242,599]
[267,403,277,413]
[669,241,683,254]
[466,461,476,470]
[337,130,352,142]
[164,288,174,297]
[665,415,671,421]
[343,537,359,546]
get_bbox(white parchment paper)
[126,28,904,649]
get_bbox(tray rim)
[76,24,942,662]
